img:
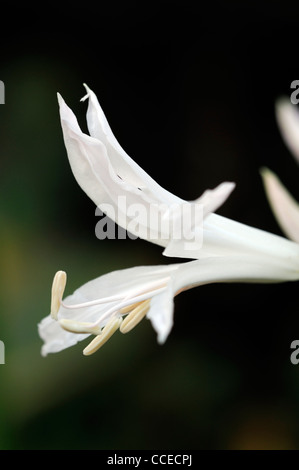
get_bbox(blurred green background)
[1,1,299,449]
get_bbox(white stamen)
[51,271,67,320]
[83,317,122,356]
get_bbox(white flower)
[40,243,299,356]
[261,98,299,243]
[39,87,299,356]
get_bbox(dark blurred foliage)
[0,0,299,449]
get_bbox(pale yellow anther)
[83,317,123,356]
[51,271,67,320]
[59,319,102,335]
[120,299,151,334]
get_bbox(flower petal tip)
[80,83,91,102]
[260,167,280,191]
[275,96,290,111]
[260,166,272,179]
[225,181,236,195]
[275,97,293,129]
[57,92,64,106]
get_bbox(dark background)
[0,1,299,449]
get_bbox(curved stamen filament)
[58,286,166,334]
[120,299,151,334]
[83,317,123,356]
[60,277,170,311]
[61,293,124,310]
[97,288,164,325]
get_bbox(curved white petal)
[195,181,235,217]
[261,167,299,243]
[58,88,234,247]
[58,93,166,245]
[164,208,299,277]
[276,97,299,163]
[81,84,181,204]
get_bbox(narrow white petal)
[82,84,180,204]
[261,167,299,243]
[57,93,111,207]
[147,282,174,344]
[58,93,167,244]
[276,97,299,163]
[81,85,236,219]
[194,181,235,218]
[164,208,299,280]
[58,89,235,248]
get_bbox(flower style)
[261,98,299,243]
[39,87,299,356]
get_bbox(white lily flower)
[39,244,299,356]
[261,98,299,243]
[39,87,299,356]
